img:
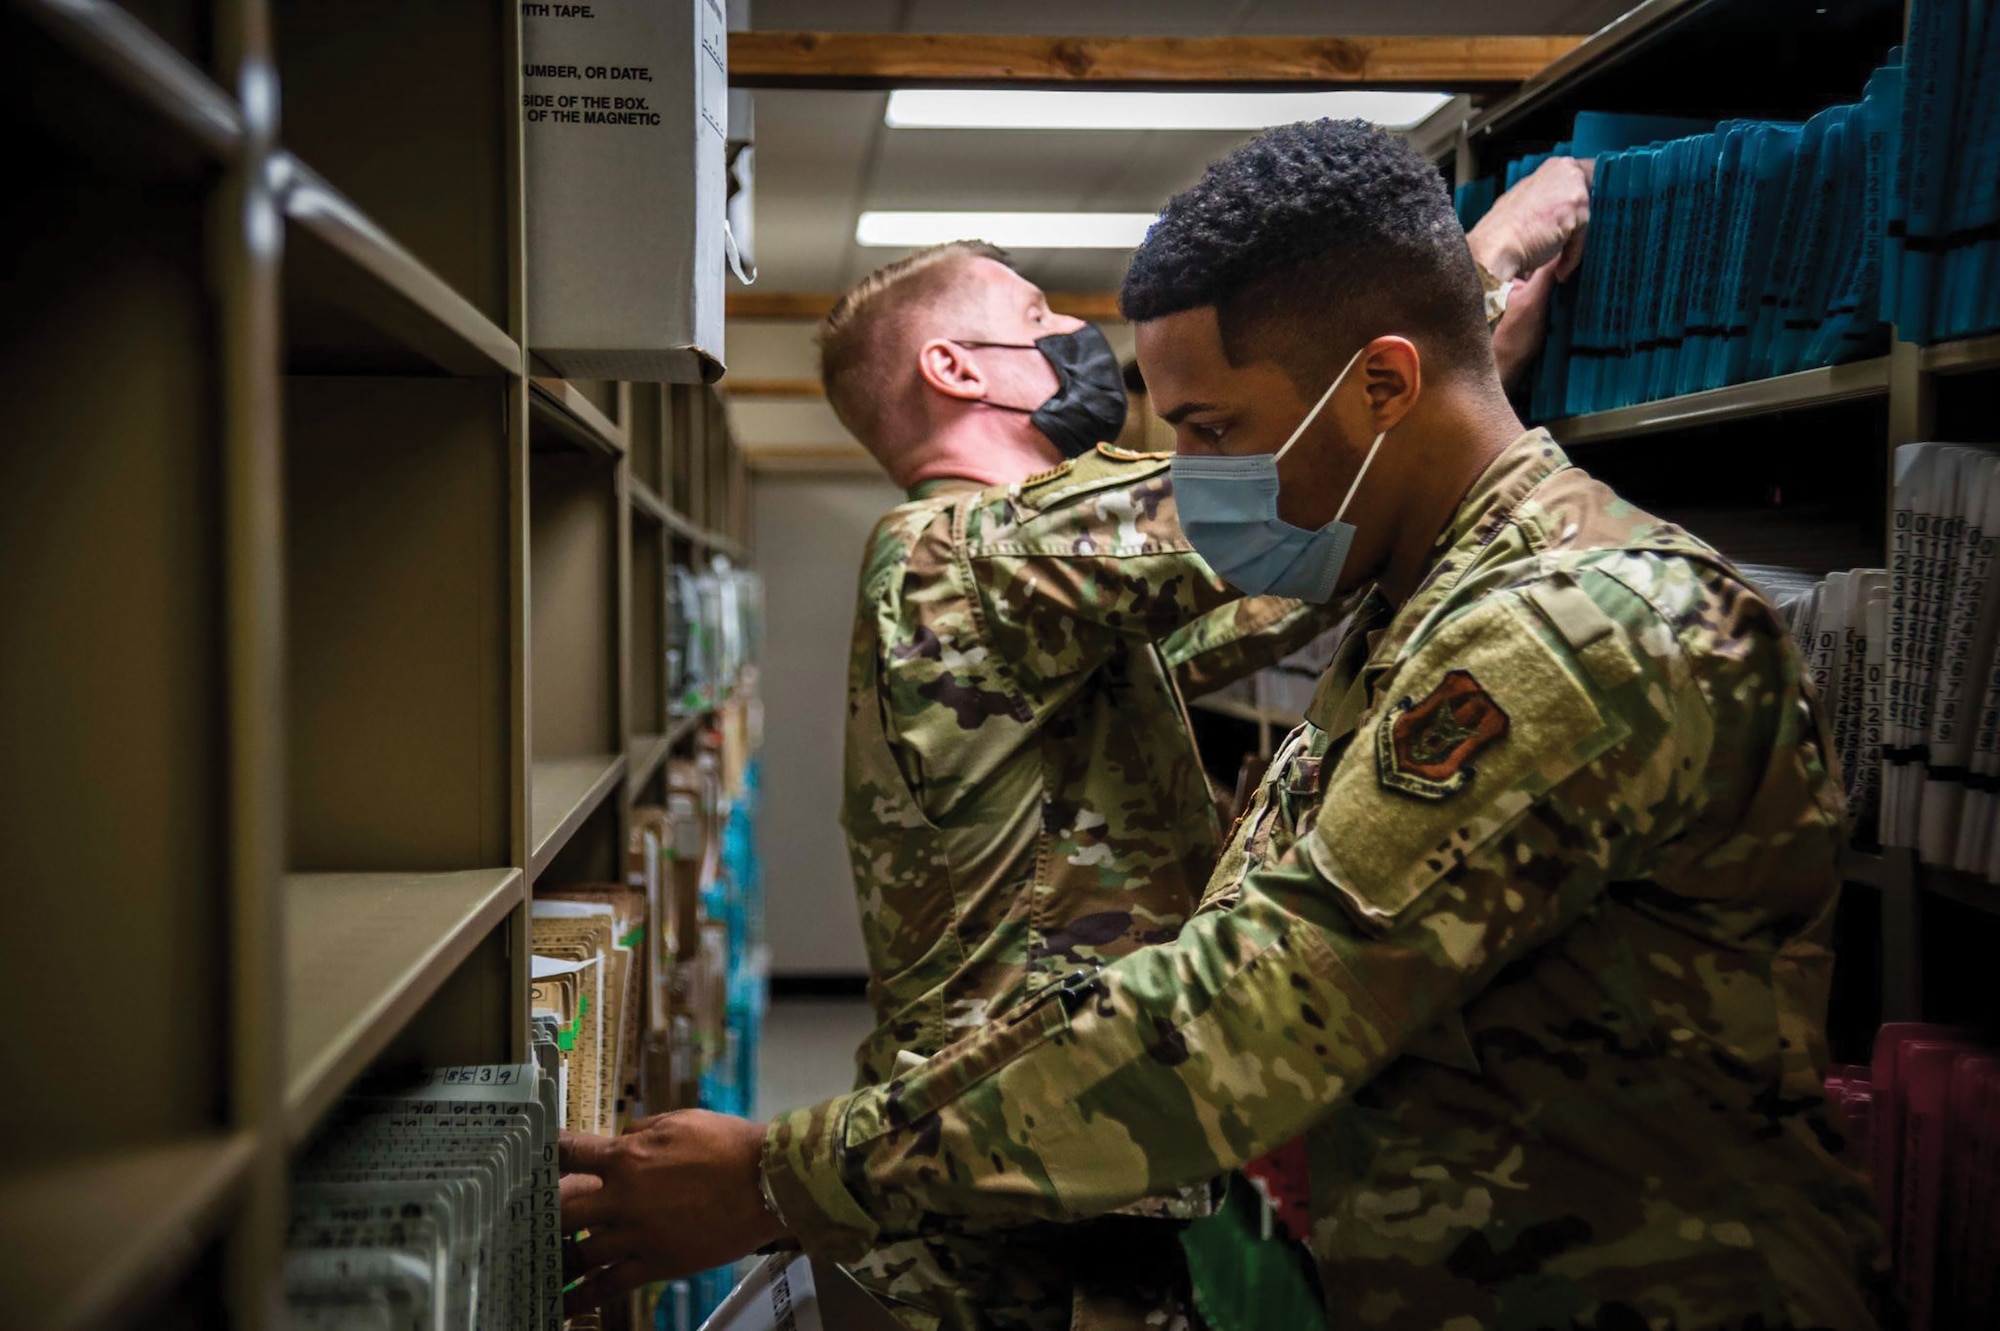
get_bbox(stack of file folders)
[1878,443,2000,881]
[1740,562,1888,847]
[531,885,647,1139]
[1740,442,2000,883]
[1829,1024,2000,1331]
[1456,60,1905,419]
[286,1062,562,1331]
[1886,0,2000,346]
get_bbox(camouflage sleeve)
[1159,594,1344,700]
[763,568,1732,1261]
[963,464,1261,683]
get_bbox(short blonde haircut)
[817,240,1011,452]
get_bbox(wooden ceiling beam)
[728,290,1124,322]
[727,32,1583,91]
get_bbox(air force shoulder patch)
[1377,669,1510,800]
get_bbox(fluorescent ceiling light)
[885,89,1453,132]
[856,210,1153,249]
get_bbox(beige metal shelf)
[276,153,522,377]
[629,478,743,555]
[1544,356,1893,446]
[635,695,740,790]
[667,707,711,747]
[1919,863,2000,916]
[530,378,628,456]
[632,478,677,529]
[1840,845,1890,889]
[7,0,758,1316]
[1921,332,2000,377]
[530,754,629,879]
[18,0,244,159]
[1854,846,2000,915]
[0,1134,255,1331]
[283,869,524,1140]
[630,731,673,791]
[704,531,748,561]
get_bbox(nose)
[1046,310,1087,335]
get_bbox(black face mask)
[957,323,1129,458]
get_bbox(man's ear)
[1361,336,1421,431]
[917,338,987,402]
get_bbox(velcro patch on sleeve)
[1308,595,1631,930]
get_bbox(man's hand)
[1492,263,1560,393]
[1467,156,1594,285]
[560,1110,791,1313]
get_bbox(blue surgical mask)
[1169,345,1389,603]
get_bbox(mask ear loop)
[1333,428,1390,525]
[1265,343,1391,526]
[949,338,1053,418]
[1271,344,1364,466]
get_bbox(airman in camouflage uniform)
[842,442,1337,1330]
[846,445,1332,1084]
[766,430,1889,1330]
[559,124,1865,1330]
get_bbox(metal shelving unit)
[531,376,630,455]
[1545,357,1894,445]
[281,870,526,1139]
[0,1136,259,1331]
[529,754,630,878]
[0,0,754,1320]
[1442,0,1997,1050]
[1922,331,2000,377]
[281,155,524,376]
[632,473,744,553]
[630,730,675,791]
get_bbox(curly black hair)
[1120,119,1490,392]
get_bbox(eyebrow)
[1158,400,1222,426]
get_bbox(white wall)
[753,469,904,976]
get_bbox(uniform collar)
[1362,428,1568,681]
[906,477,984,503]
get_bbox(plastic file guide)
[1882,444,2000,876]
[286,1063,563,1331]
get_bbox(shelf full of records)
[1744,443,2000,901]
[536,751,767,1329]
[1458,84,1901,424]
[534,757,765,1135]
[284,1064,562,1331]
[1884,0,2000,348]
[1454,0,2000,426]
[280,749,767,1328]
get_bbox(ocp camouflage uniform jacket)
[776,430,1888,1331]
[843,442,1333,1088]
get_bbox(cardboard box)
[523,0,727,382]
